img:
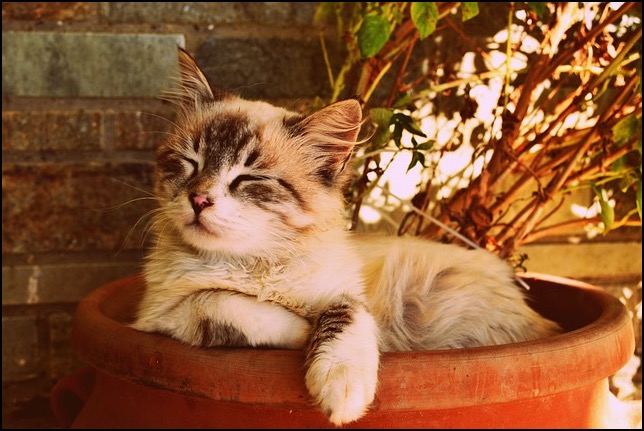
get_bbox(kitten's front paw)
[305,354,378,426]
[304,302,380,426]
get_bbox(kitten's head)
[153,48,363,258]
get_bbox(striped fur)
[132,49,561,427]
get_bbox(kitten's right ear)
[171,48,219,109]
[291,99,364,187]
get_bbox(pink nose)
[189,193,213,214]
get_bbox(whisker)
[139,111,193,144]
[109,178,157,198]
[151,215,177,249]
[117,207,163,254]
[140,111,182,130]
[101,196,160,212]
[141,216,163,246]
[140,211,169,247]
[138,130,185,140]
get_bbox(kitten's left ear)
[177,48,214,103]
[295,99,363,186]
[169,48,226,112]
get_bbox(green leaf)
[389,113,406,126]
[392,93,413,109]
[390,4,404,24]
[461,2,479,21]
[404,121,426,137]
[369,107,394,150]
[612,114,640,147]
[410,2,439,40]
[314,2,337,25]
[411,137,435,152]
[592,185,615,231]
[357,14,391,58]
[416,141,435,151]
[598,196,615,230]
[407,151,426,172]
[527,2,548,19]
[611,155,626,172]
[393,123,403,148]
[370,107,393,129]
[390,113,426,137]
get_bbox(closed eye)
[229,174,306,209]
[229,174,270,192]
[181,156,199,178]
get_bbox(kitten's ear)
[170,48,220,110]
[295,99,363,186]
[304,98,363,142]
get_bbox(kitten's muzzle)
[189,193,214,215]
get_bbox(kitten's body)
[132,49,561,426]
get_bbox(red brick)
[112,109,175,151]
[1,315,39,381]
[2,162,156,254]
[1,2,97,21]
[2,110,102,151]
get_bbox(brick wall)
[2,2,323,427]
[2,2,641,428]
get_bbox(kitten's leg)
[133,289,311,349]
[304,295,380,426]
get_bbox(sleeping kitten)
[131,48,561,426]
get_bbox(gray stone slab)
[2,31,185,97]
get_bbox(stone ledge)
[517,241,642,281]
[2,261,143,306]
[2,31,184,97]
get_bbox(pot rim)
[71,272,635,410]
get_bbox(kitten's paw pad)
[305,359,377,426]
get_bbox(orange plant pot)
[51,273,634,428]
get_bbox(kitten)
[131,48,561,426]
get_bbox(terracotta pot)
[51,272,634,428]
